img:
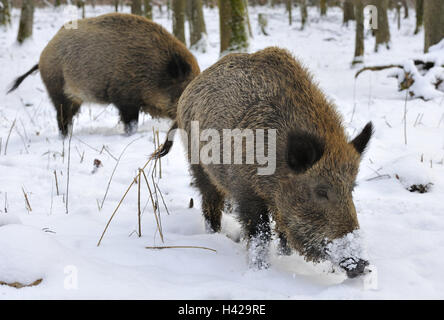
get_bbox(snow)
[1,5,444,299]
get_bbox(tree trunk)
[173,0,186,45]
[414,0,423,35]
[374,0,390,52]
[144,0,153,20]
[287,0,292,25]
[343,0,354,25]
[114,0,119,12]
[353,0,364,65]
[189,0,207,51]
[17,0,34,44]
[401,0,408,18]
[55,0,61,7]
[76,1,86,19]
[131,0,142,15]
[424,0,444,53]
[244,0,253,37]
[0,0,11,26]
[320,0,327,16]
[300,0,307,30]
[219,0,249,54]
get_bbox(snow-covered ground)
[0,5,443,299]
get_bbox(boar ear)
[286,130,324,173]
[350,122,373,154]
[167,53,191,80]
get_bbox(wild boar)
[157,47,373,278]
[8,13,200,136]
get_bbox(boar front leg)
[117,105,139,135]
[190,164,225,233]
[237,195,271,270]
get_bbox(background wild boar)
[158,47,373,277]
[8,13,200,136]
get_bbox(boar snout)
[339,257,369,278]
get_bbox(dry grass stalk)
[65,127,73,214]
[22,187,32,213]
[99,136,142,210]
[145,246,217,253]
[4,118,16,156]
[141,168,164,243]
[53,170,59,196]
[97,144,162,247]
[138,169,142,237]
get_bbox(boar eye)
[315,188,329,200]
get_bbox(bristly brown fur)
[9,13,200,136]
[175,47,373,268]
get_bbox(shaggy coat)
[9,13,200,136]
[160,47,373,276]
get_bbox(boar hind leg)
[49,92,81,137]
[191,164,224,233]
[117,105,139,135]
[237,196,271,270]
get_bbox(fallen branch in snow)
[0,279,42,288]
[355,40,444,100]
[145,246,217,253]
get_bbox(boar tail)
[7,64,39,94]
[152,121,178,159]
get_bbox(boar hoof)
[124,121,138,136]
[247,236,270,270]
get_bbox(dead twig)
[4,119,16,156]
[22,187,32,213]
[145,246,217,253]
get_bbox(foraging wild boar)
[158,47,374,277]
[8,13,200,136]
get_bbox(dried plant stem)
[22,187,32,213]
[403,88,408,145]
[141,169,164,242]
[137,170,142,237]
[156,130,162,179]
[65,127,73,214]
[4,118,16,156]
[53,170,59,196]
[99,136,142,210]
[145,246,217,253]
[97,147,159,247]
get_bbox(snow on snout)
[324,230,369,270]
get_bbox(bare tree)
[17,0,34,44]
[144,0,153,20]
[353,0,365,65]
[320,0,327,16]
[131,0,142,15]
[219,0,249,54]
[343,0,355,25]
[414,0,423,35]
[189,0,207,51]
[173,0,186,44]
[374,0,390,52]
[424,0,444,53]
[300,0,308,30]
[286,0,292,25]
[0,0,11,26]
